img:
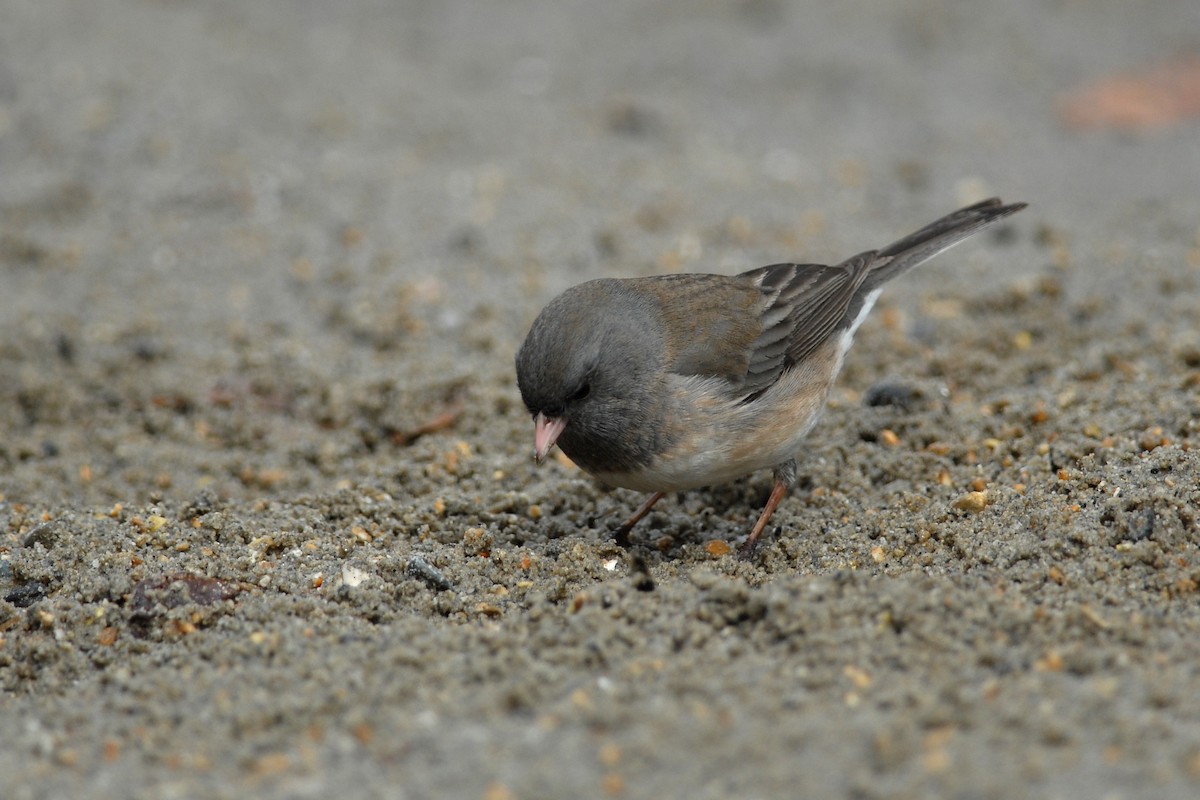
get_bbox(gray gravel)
[3,1,1200,798]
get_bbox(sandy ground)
[3,1,1200,798]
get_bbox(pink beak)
[533,413,567,464]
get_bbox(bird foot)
[736,537,758,561]
[612,522,635,549]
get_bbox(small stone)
[704,540,731,557]
[341,564,370,588]
[952,491,988,513]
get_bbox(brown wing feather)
[736,252,879,399]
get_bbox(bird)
[515,198,1026,557]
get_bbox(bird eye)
[570,382,591,402]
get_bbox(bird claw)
[736,538,758,560]
[737,525,779,561]
[611,522,635,549]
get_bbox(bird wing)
[633,253,879,402]
[735,253,879,399]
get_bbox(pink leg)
[738,478,789,559]
[613,491,665,548]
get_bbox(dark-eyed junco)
[516,198,1026,556]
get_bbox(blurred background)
[4,0,1198,344]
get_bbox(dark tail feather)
[861,198,1027,292]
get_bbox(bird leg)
[738,479,788,558]
[739,461,796,559]
[612,491,665,548]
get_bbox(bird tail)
[860,197,1027,292]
